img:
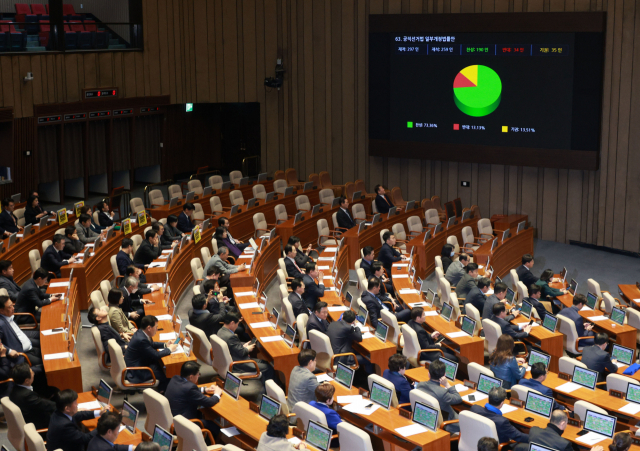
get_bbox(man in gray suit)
[445,253,469,287]
[455,262,479,299]
[287,349,319,412]
[326,310,373,373]
[216,312,273,383]
[416,359,463,433]
[204,247,246,275]
[482,282,515,319]
[75,214,101,245]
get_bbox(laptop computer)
[22,223,32,237]
[405,200,415,210]
[201,218,211,231]
[541,313,558,333]
[446,216,456,229]
[6,232,17,250]
[223,372,242,400]
[352,191,362,201]
[257,172,268,182]
[229,204,239,217]
[282,324,296,348]
[440,302,453,322]
[265,192,275,202]
[440,356,459,381]
[311,204,321,217]
[121,400,139,434]
[239,177,249,186]
[96,379,112,408]
[294,212,303,225]
[221,181,231,190]
[334,362,355,389]
[505,288,515,304]
[423,229,431,243]
[370,381,393,409]
[524,391,554,419]
[387,207,397,219]
[581,409,617,439]
[374,321,389,343]
[270,307,280,330]
[625,382,640,404]
[529,444,559,451]
[203,186,213,196]
[490,238,499,253]
[572,366,598,390]
[303,181,313,192]
[169,197,179,208]
[567,279,578,296]
[331,197,340,209]
[517,221,526,234]
[610,306,626,326]
[461,210,472,222]
[247,198,257,209]
[38,215,49,229]
[460,316,476,337]
[528,349,551,369]
[477,373,503,394]
[259,394,281,421]
[611,343,634,366]
[356,306,368,327]
[434,223,443,234]
[412,401,439,432]
[520,300,533,318]
[306,420,333,451]
[284,186,293,197]
[501,229,510,242]
[152,425,174,451]
[185,191,195,202]
[357,222,366,234]
[585,292,598,309]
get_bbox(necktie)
[383,195,390,206]
[292,258,302,273]
[375,294,389,310]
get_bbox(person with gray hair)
[477,437,499,451]
[518,410,573,451]
[119,276,148,328]
[203,245,246,275]
[469,386,528,445]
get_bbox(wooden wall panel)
[0,0,639,253]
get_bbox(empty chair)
[274,170,286,180]
[295,195,311,212]
[481,318,502,354]
[129,197,145,214]
[319,171,343,196]
[28,249,41,274]
[229,170,243,185]
[308,173,320,187]
[229,190,244,206]
[344,182,356,201]
[587,278,603,299]
[168,184,183,200]
[461,226,481,254]
[201,247,211,266]
[274,204,291,224]
[209,175,224,190]
[173,415,223,451]
[626,308,640,345]
[316,218,339,246]
[459,410,501,451]
[601,292,623,315]
[1,396,28,451]
[318,189,335,206]
[253,212,273,238]
[351,203,370,224]
[285,168,303,188]
[379,229,389,245]
[274,179,288,194]
[407,216,425,237]
[210,196,228,214]
[467,362,494,383]
[191,258,204,285]
[477,218,494,242]
[252,184,267,200]
[265,380,293,417]
[337,421,374,451]
[390,187,407,208]
[558,356,586,375]
[425,208,440,227]
[187,179,204,196]
[193,203,205,224]
[354,179,375,198]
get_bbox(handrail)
[242,156,261,178]
[189,169,221,181]
[143,180,174,208]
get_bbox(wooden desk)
[473,227,534,279]
[77,391,143,446]
[41,277,82,392]
[510,314,563,373]
[492,214,528,234]
[619,284,640,308]
[406,217,479,280]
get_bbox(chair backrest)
[193,203,205,221]
[229,170,243,185]
[28,249,41,273]
[193,285,201,296]
[130,197,145,214]
[481,318,502,354]
[285,168,299,185]
[557,316,582,354]
[446,235,460,254]
[296,313,309,343]
[222,445,244,451]
[425,208,439,225]
[337,421,374,451]
[587,278,602,299]
[516,282,530,312]
[253,213,268,233]
[344,182,356,201]
[210,196,224,214]
[558,356,586,375]
[467,362,494,383]
[464,304,482,336]
[461,226,474,246]
[14,207,25,227]
[274,179,288,194]
[295,195,310,212]
[252,184,266,199]
[431,195,444,211]
[319,189,334,205]
[601,292,619,315]
[510,269,520,299]
[319,171,333,189]
[143,388,173,434]
[371,198,378,214]
[437,276,451,306]
[110,254,120,279]
[308,173,320,186]
[210,335,233,379]
[368,374,398,407]
[574,400,607,421]
[331,212,339,230]
[354,179,368,195]
[24,423,46,451]
[606,373,636,393]
[356,268,367,294]
[380,310,400,346]
[229,190,244,206]
[352,203,366,220]
[282,298,296,328]
[392,223,407,242]
[510,384,542,402]
[391,187,405,205]
[131,235,143,254]
[174,415,208,451]
[278,258,287,276]
[459,410,499,451]
[274,170,286,181]
[90,290,106,310]
[91,325,109,372]
[100,280,112,305]
[477,218,493,236]
[107,339,129,390]
[1,396,26,451]
[448,292,462,322]
[626,308,640,343]
[187,179,204,196]
[276,269,287,287]
[293,402,327,431]
[308,330,334,371]
[435,255,443,271]
[317,219,332,245]
[200,247,211,265]
[168,184,183,200]
[190,258,203,282]
[407,216,422,234]
[186,325,212,366]
[410,389,444,426]
[209,175,223,190]
[401,324,422,368]
[149,189,165,206]
[274,204,288,222]
[42,240,52,254]
[266,380,290,416]
[379,228,389,245]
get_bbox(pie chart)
[453,65,502,117]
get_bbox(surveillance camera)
[24,72,33,82]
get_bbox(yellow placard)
[193,226,201,244]
[137,211,147,226]
[57,208,68,225]
[122,219,132,235]
[74,201,84,217]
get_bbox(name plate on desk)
[558,372,572,381]
[359,388,370,398]
[510,399,524,408]
[609,389,624,399]
[398,408,411,419]
[463,380,477,390]
[293,427,306,441]
[249,401,259,414]
[567,417,581,428]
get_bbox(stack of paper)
[149,262,167,268]
[328,306,348,312]
[342,399,381,415]
[260,336,284,343]
[50,281,70,288]
[580,306,593,311]
[392,263,409,268]
[318,266,330,270]
[44,352,73,360]
[250,321,273,329]
[575,432,608,446]
[171,345,184,355]
[500,404,518,414]
[337,395,362,403]
[159,332,177,340]
[324,247,337,252]
[362,332,374,339]
[221,427,241,437]
[393,274,409,279]
[239,302,261,309]
[78,401,101,410]
[588,315,608,322]
[235,291,255,297]
[399,288,419,294]
[316,374,334,383]
[394,424,428,437]
[42,329,66,336]
[454,384,469,392]
[619,403,640,414]
[556,382,582,393]
[446,331,467,338]
[318,257,335,261]
[156,314,172,321]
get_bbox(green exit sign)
[407,121,413,128]
[186,103,193,112]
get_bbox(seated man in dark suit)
[288,236,314,268]
[15,267,62,324]
[88,307,128,356]
[524,285,550,321]
[284,244,305,279]
[0,296,42,366]
[490,303,531,341]
[165,361,222,437]
[153,222,179,250]
[464,277,490,314]
[302,263,325,311]
[306,301,330,337]
[326,309,373,373]
[119,276,147,328]
[373,185,394,214]
[86,411,131,451]
[581,332,619,382]
[133,230,163,266]
[116,238,146,286]
[516,254,539,288]
[63,225,84,255]
[41,234,76,279]
[455,262,479,299]
[407,307,457,362]
[518,362,563,412]
[124,315,177,392]
[360,246,375,279]
[469,387,529,446]
[47,389,105,451]
[524,410,574,451]
[557,293,594,346]
[164,215,186,241]
[482,282,514,319]
[217,312,274,383]
[0,259,21,302]
[383,354,413,405]
[177,202,195,233]
[96,201,115,228]
[289,278,310,318]
[0,198,20,234]
[188,293,226,338]
[336,197,356,230]
[379,232,406,277]
[361,278,411,328]
[9,363,55,430]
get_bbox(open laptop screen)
[528,349,551,369]
[152,425,174,451]
[477,374,503,394]
[524,391,554,419]
[306,420,333,451]
[370,381,393,409]
[611,344,634,366]
[335,363,355,389]
[412,401,438,432]
[259,395,281,421]
[223,372,242,400]
[572,366,598,390]
[583,410,617,438]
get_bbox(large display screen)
[369,13,605,169]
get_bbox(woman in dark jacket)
[535,268,567,299]
[24,195,50,225]
[214,226,242,259]
[163,215,183,241]
[440,244,455,273]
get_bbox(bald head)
[550,410,568,430]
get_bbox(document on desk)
[42,328,66,336]
[250,321,273,329]
[362,332,375,339]
[44,352,73,360]
[575,432,608,446]
[337,395,362,404]
[159,332,177,340]
[288,437,302,446]
[78,401,101,410]
[462,392,488,403]
[16,234,23,238]
[588,315,608,322]
[238,255,251,259]
[324,287,336,291]
[161,250,172,254]
[221,427,241,437]
[615,362,628,369]
[323,276,333,280]
[580,306,593,311]
[171,345,184,355]
[343,399,381,415]
[323,247,337,252]
[399,288,419,294]
[619,402,640,414]
[156,314,172,321]
[485,289,494,295]
[316,374,334,383]
[50,281,70,288]
[328,306,348,312]
[392,264,409,268]
[446,331,468,338]
[519,322,540,330]
[454,384,469,392]
[500,405,518,414]
[394,424,428,437]
[148,262,167,268]
[239,302,261,309]
[555,382,582,393]
[393,274,409,278]
[260,336,284,343]
[318,266,330,270]
[318,257,335,261]
[235,292,255,297]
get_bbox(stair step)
[26,46,46,51]
[109,39,119,45]
[108,44,125,49]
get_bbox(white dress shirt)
[4,314,32,351]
